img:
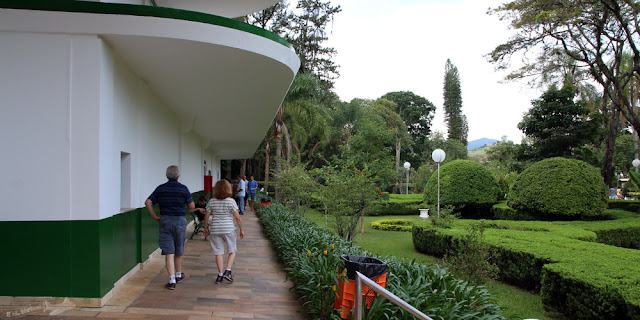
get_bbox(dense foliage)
[517,81,601,160]
[423,160,500,215]
[508,157,608,220]
[258,203,506,320]
[381,91,436,168]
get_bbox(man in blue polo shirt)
[145,165,195,290]
[247,175,258,211]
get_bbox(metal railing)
[355,271,433,320]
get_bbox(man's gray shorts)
[159,215,187,256]
[209,230,237,255]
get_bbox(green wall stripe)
[0,191,202,298]
[0,0,293,49]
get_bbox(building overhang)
[0,0,299,159]
[152,0,282,18]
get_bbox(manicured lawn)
[302,208,565,320]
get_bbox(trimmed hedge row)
[371,219,412,232]
[412,217,640,319]
[608,199,640,212]
[257,203,506,320]
[370,194,424,216]
[309,193,425,216]
[490,201,538,221]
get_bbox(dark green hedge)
[491,201,539,221]
[608,199,640,212]
[412,217,640,319]
[308,193,425,216]
[508,157,608,220]
[371,194,424,216]
[593,227,640,249]
[423,160,500,216]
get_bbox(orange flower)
[307,250,311,256]
[323,250,328,255]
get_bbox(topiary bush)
[371,219,413,232]
[508,157,608,220]
[423,159,500,217]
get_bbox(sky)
[324,0,542,143]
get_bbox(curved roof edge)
[153,0,281,19]
[0,0,292,49]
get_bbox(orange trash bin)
[334,255,387,319]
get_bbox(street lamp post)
[403,161,411,194]
[633,159,640,173]
[431,149,446,219]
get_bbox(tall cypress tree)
[443,59,468,145]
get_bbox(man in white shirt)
[236,175,246,215]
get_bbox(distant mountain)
[467,138,499,151]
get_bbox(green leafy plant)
[443,221,499,285]
[288,246,345,318]
[429,205,459,228]
[277,164,317,217]
[318,166,385,241]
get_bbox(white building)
[0,0,298,305]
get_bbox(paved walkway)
[4,208,310,320]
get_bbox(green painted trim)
[0,0,293,49]
[0,191,203,298]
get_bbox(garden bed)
[412,212,640,319]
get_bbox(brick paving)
[3,208,310,320]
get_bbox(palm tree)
[270,72,322,199]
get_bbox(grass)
[301,208,565,320]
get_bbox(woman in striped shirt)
[203,180,244,284]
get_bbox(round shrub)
[507,157,608,220]
[423,160,500,215]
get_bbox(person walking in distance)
[145,165,195,290]
[235,175,246,215]
[247,175,258,211]
[203,180,244,284]
[243,175,249,208]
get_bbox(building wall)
[0,30,220,298]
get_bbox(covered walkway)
[2,209,309,319]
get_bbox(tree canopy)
[518,80,601,159]
[488,0,640,135]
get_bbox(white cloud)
[325,0,541,142]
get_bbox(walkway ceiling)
[1,7,300,160]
